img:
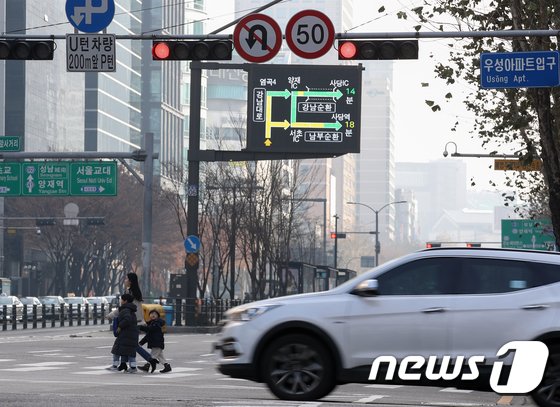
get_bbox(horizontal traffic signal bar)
[152,40,233,61]
[338,40,418,60]
[0,40,55,60]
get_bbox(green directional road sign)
[70,161,117,196]
[0,136,21,152]
[22,162,69,196]
[0,163,22,196]
[502,219,556,251]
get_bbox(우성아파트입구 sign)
[480,51,560,89]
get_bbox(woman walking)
[108,272,158,372]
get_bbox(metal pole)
[375,210,380,267]
[185,62,202,326]
[334,215,339,268]
[230,188,236,300]
[322,200,327,266]
[142,132,154,296]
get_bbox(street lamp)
[443,141,521,158]
[347,200,407,266]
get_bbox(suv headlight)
[227,304,281,322]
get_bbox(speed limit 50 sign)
[285,9,335,59]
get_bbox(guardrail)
[0,298,251,331]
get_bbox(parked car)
[215,248,560,407]
[0,295,24,321]
[64,297,91,315]
[19,296,43,320]
[38,296,68,320]
[86,296,110,318]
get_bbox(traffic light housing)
[86,217,105,226]
[152,40,233,61]
[0,40,55,60]
[426,242,441,248]
[330,232,347,239]
[36,218,56,226]
[466,243,481,248]
[338,40,418,60]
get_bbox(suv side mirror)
[350,279,379,297]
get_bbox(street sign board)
[70,161,117,196]
[0,163,22,196]
[285,10,335,59]
[66,34,116,72]
[184,235,201,253]
[22,162,70,196]
[480,51,560,88]
[65,0,115,33]
[233,14,282,63]
[0,161,118,196]
[502,219,555,250]
[0,136,21,152]
[246,64,362,154]
[494,158,542,171]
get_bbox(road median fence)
[0,298,250,331]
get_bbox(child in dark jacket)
[138,309,172,373]
[110,293,139,373]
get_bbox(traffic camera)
[338,40,418,60]
[152,40,233,61]
[0,40,55,60]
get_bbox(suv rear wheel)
[262,334,335,401]
[532,344,560,407]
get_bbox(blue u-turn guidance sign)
[65,0,115,33]
[480,51,560,89]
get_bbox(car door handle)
[422,307,446,313]
[522,304,550,310]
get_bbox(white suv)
[215,248,560,406]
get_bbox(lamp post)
[347,200,407,266]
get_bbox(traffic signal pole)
[185,61,203,326]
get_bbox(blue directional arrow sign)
[481,51,560,89]
[65,0,115,33]
[184,235,201,253]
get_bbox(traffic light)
[36,218,56,226]
[0,40,55,60]
[338,40,418,60]
[426,242,441,248]
[466,243,481,248]
[330,233,347,239]
[86,217,105,226]
[152,40,233,61]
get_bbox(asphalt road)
[0,326,536,407]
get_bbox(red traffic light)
[331,232,337,239]
[152,40,232,61]
[338,40,418,60]
[339,41,357,59]
[466,243,481,248]
[426,242,441,248]
[152,42,171,60]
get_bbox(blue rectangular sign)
[480,51,560,88]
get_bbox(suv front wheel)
[261,334,335,401]
[532,344,560,407]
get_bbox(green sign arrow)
[70,162,117,196]
[22,162,69,196]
